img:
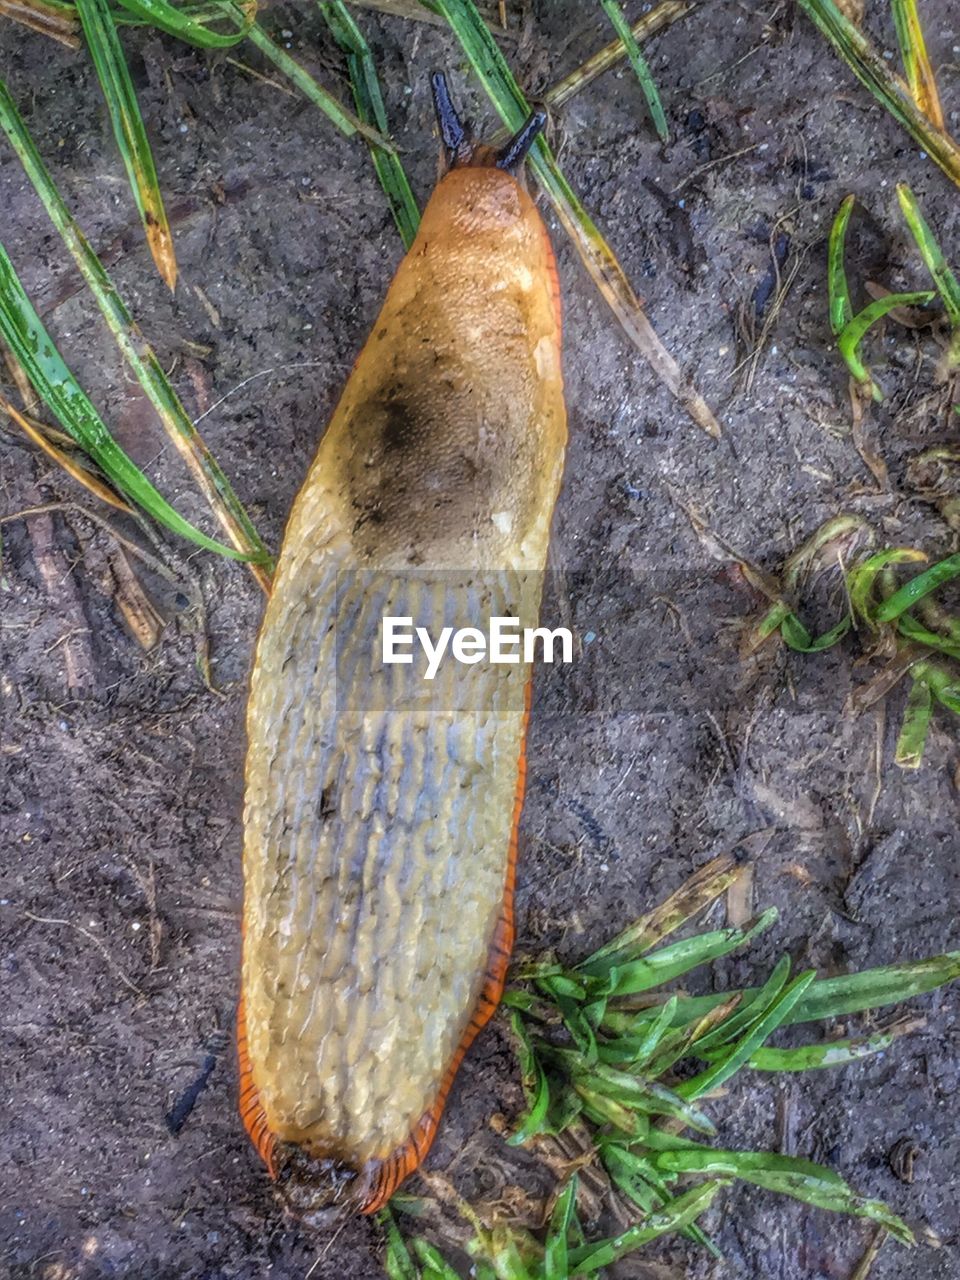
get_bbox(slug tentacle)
[496,110,547,172]
[430,70,470,167]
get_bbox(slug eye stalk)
[430,70,546,173]
[430,70,471,166]
[496,109,547,171]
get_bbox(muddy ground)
[2,1,960,1277]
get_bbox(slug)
[239,75,567,1223]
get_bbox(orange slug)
[239,75,567,1223]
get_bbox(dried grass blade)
[0,78,273,586]
[0,394,133,514]
[585,852,743,966]
[76,0,177,289]
[545,0,695,112]
[890,0,944,129]
[0,0,79,46]
[797,0,960,190]
[241,15,397,150]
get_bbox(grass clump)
[749,513,960,769]
[379,854,958,1274]
[798,0,960,192]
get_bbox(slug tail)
[359,678,532,1214]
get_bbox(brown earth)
[1,2,959,1277]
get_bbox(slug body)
[240,111,566,1221]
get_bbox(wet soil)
[2,2,960,1277]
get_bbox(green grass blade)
[557,1051,717,1133]
[537,972,587,999]
[828,194,854,335]
[240,13,396,150]
[838,290,934,397]
[319,1,420,247]
[890,0,944,130]
[566,1181,725,1270]
[602,1146,662,1214]
[464,1219,539,1280]
[909,659,960,716]
[693,955,792,1053]
[848,547,927,624]
[112,0,250,45]
[378,1207,421,1280]
[112,2,238,25]
[547,987,600,1061]
[786,953,960,1025]
[743,1026,907,1071]
[598,0,669,142]
[592,909,777,997]
[545,1082,584,1135]
[0,242,245,559]
[430,0,720,438]
[0,78,272,583]
[634,950,960,1031]
[602,1145,721,1257]
[677,970,816,1100]
[411,1240,460,1280]
[583,852,743,968]
[578,1083,650,1137]
[873,551,960,622]
[754,600,792,643]
[543,1175,577,1280]
[895,613,960,661]
[652,1148,914,1244]
[542,0,696,114]
[896,675,935,769]
[780,611,851,652]
[507,1011,551,1143]
[76,0,177,290]
[797,0,960,190]
[598,993,679,1067]
[896,183,960,331]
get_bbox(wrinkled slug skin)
[241,165,566,1212]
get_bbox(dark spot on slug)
[318,785,337,822]
[381,402,419,452]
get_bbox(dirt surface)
[2,2,960,1277]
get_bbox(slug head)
[430,71,546,175]
[273,1143,370,1228]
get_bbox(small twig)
[224,56,297,97]
[0,0,79,46]
[344,0,515,37]
[866,702,886,829]
[2,499,181,587]
[849,1225,887,1280]
[540,0,696,113]
[23,503,96,694]
[24,910,143,995]
[194,361,330,425]
[672,143,760,194]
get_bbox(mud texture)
[2,2,959,1278]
